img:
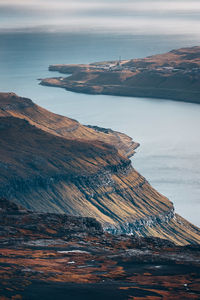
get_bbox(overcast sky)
[1,0,200,35]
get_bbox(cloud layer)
[1,0,200,35]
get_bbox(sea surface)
[0,32,200,226]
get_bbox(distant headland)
[40,46,200,104]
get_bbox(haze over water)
[0,0,200,226]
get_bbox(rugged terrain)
[0,92,200,246]
[40,46,200,104]
[0,198,200,300]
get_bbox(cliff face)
[0,93,199,245]
[41,46,200,104]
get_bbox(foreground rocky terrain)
[41,46,200,104]
[0,198,200,300]
[0,92,200,245]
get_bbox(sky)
[0,0,200,35]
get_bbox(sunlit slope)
[0,93,199,245]
[0,93,138,158]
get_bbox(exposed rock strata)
[106,208,175,234]
[0,93,200,245]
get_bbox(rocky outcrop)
[41,46,200,104]
[0,198,200,300]
[0,93,200,245]
[0,198,103,236]
[106,208,175,234]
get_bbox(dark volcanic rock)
[0,198,200,300]
[0,198,103,238]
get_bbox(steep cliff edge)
[40,46,200,104]
[0,93,199,245]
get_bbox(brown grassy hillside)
[0,92,199,245]
[41,46,200,103]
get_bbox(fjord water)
[0,32,200,226]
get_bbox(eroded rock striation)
[41,46,200,104]
[0,92,200,246]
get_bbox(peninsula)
[40,46,200,104]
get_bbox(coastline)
[40,46,200,104]
[40,77,200,104]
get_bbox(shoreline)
[40,78,200,105]
[40,46,200,104]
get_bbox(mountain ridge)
[0,92,199,245]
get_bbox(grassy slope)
[0,93,199,245]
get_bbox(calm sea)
[0,32,199,226]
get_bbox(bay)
[0,32,199,226]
